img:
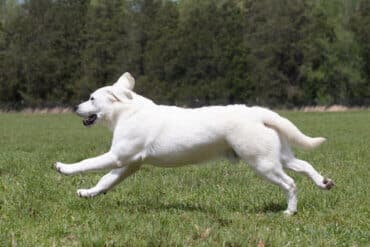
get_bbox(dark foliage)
[0,0,368,108]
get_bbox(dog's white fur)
[55,72,333,215]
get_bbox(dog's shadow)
[160,202,206,212]
[114,198,286,215]
[116,200,209,214]
[256,202,286,213]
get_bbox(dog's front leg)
[76,165,141,197]
[55,151,122,175]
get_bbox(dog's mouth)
[83,114,97,126]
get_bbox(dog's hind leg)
[252,158,298,215]
[228,124,297,214]
[280,138,334,190]
[77,165,141,197]
[283,158,334,190]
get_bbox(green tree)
[127,0,178,103]
[350,0,370,105]
[299,0,365,105]
[244,0,328,106]
[0,0,368,108]
[76,0,130,101]
[0,0,89,107]
[174,0,249,105]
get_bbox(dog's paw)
[54,162,70,175]
[54,162,62,172]
[283,209,297,216]
[322,178,335,190]
[77,188,104,198]
[77,189,100,198]
[77,189,90,198]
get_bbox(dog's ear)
[113,72,135,91]
[108,89,133,103]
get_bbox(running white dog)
[55,72,334,215]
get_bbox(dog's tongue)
[83,114,97,126]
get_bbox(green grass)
[0,111,369,246]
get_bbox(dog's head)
[75,72,135,127]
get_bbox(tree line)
[0,0,369,108]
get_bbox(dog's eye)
[90,97,94,101]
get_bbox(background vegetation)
[0,111,369,245]
[0,0,369,108]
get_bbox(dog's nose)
[73,105,78,112]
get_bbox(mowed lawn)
[0,111,369,246]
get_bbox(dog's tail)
[254,107,326,150]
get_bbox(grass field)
[0,111,369,246]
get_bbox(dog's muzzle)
[83,114,97,126]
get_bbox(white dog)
[55,72,334,215]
